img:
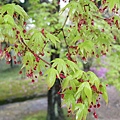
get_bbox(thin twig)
[62,15,69,29]
[61,29,70,54]
[20,38,51,67]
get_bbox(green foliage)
[0,0,120,119]
[46,32,60,46]
[107,0,120,9]
[45,68,59,88]
[52,58,67,75]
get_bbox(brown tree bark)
[47,45,65,120]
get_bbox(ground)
[88,85,120,120]
[99,86,120,120]
[0,86,120,120]
[0,98,47,120]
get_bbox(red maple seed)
[61,94,64,99]
[88,109,91,112]
[12,28,15,31]
[77,97,82,103]
[97,103,101,108]
[13,13,17,17]
[78,79,84,82]
[34,66,36,70]
[68,109,71,114]
[13,56,16,59]
[17,61,21,64]
[115,20,119,28]
[82,56,86,61]
[26,63,28,65]
[40,53,44,56]
[16,35,18,39]
[6,61,10,64]
[114,35,117,40]
[101,50,104,54]
[103,6,108,11]
[4,48,7,51]
[41,28,44,35]
[112,8,115,12]
[96,54,99,58]
[99,92,103,94]
[14,44,18,48]
[101,29,104,32]
[106,49,108,52]
[91,19,94,25]
[69,86,72,90]
[89,105,92,108]
[23,29,26,33]
[59,73,66,79]
[16,31,20,34]
[57,91,60,94]
[93,112,98,119]
[57,1,60,4]
[39,71,43,76]
[92,51,94,55]
[32,79,35,83]
[94,105,96,108]
[19,71,22,74]
[35,56,40,62]
[91,85,97,92]
[17,52,21,57]
[23,22,27,26]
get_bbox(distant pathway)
[0,86,120,120]
[88,86,120,120]
[97,86,120,120]
[0,97,47,120]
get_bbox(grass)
[23,110,47,120]
[0,59,47,103]
[0,59,23,80]
[0,78,47,102]
[23,109,74,120]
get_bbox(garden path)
[0,86,120,120]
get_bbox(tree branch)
[61,29,70,54]
[20,38,51,67]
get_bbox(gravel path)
[0,97,47,120]
[96,86,120,120]
[88,86,120,120]
[0,86,120,120]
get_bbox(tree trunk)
[83,58,93,72]
[47,46,65,120]
[47,79,65,120]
